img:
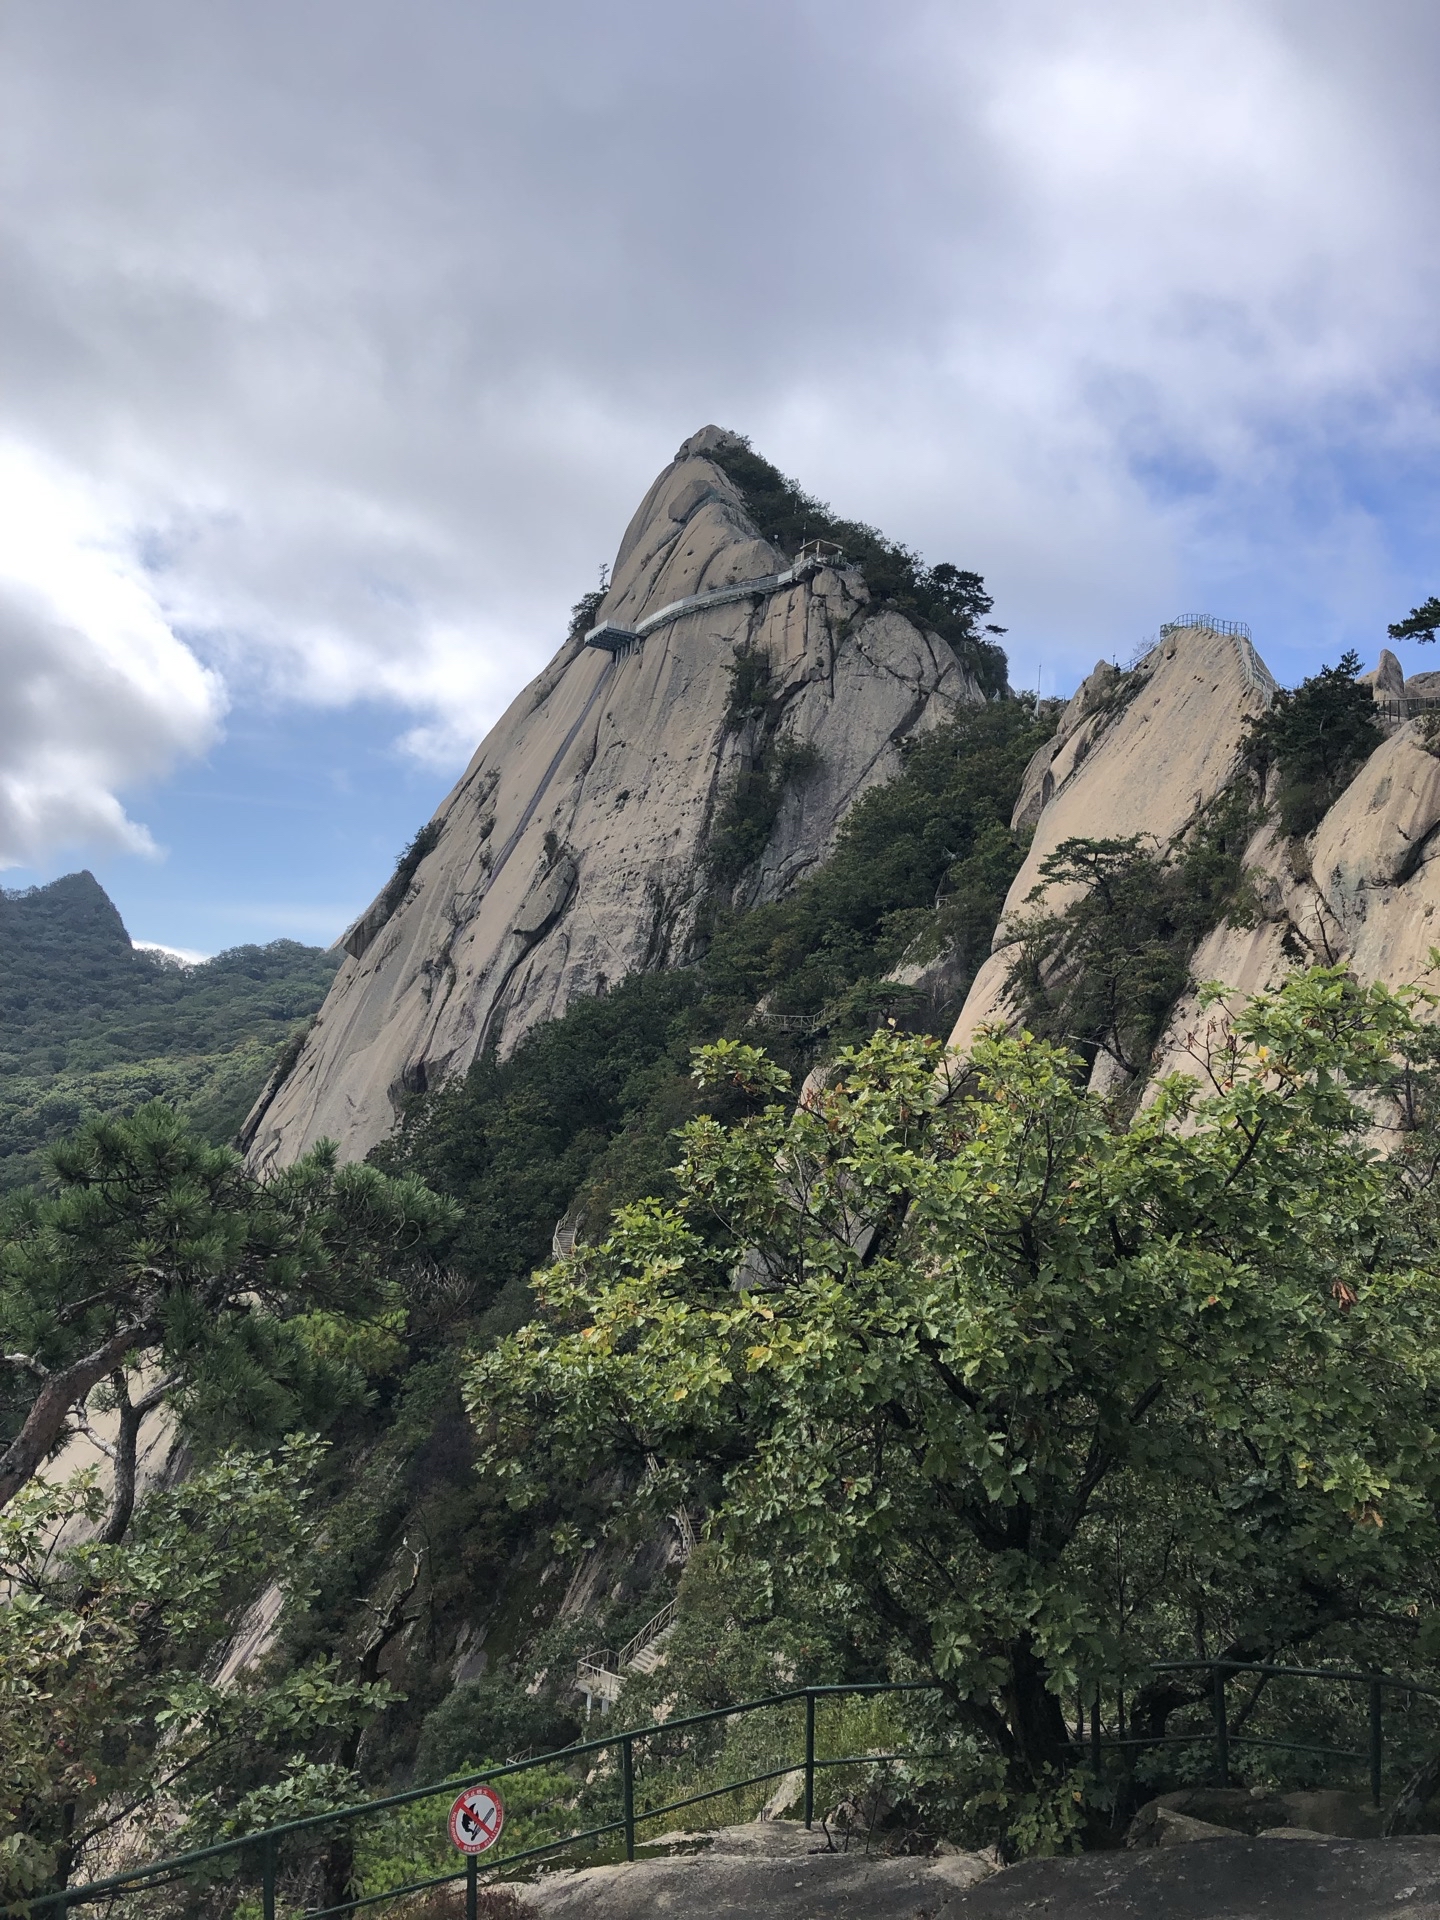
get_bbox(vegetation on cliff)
[708,437,1010,697]
[0,1441,388,1898]
[0,1101,459,1899]
[0,1101,455,1514]
[703,695,1057,1016]
[1243,649,1384,837]
[374,697,1057,1314]
[476,970,1440,1849]
[1005,785,1262,1083]
[16,623,1440,1880]
[1389,594,1440,648]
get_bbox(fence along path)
[15,1659,1440,1920]
[1118,617,1278,706]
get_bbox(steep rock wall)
[247,428,985,1169]
[946,619,1440,1086]
[1151,719,1440,1082]
[948,623,1273,1056]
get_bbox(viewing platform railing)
[12,1661,1440,1920]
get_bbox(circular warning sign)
[448,1784,505,1854]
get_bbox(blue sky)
[3,0,1440,955]
[42,701,454,958]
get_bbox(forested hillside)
[0,872,340,1188]
[16,433,1437,1898]
[0,692,1062,1896]
[372,695,1057,1314]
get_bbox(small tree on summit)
[1388,595,1440,647]
[1243,649,1384,836]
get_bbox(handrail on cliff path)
[1119,617,1276,704]
[18,1659,1440,1920]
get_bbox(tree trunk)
[101,1376,141,1545]
[318,1550,423,1911]
[1386,1745,1440,1835]
[1003,1635,1076,1783]
[0,1326,152,1509]
[99,1371,180,1545]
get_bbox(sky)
[2,0,1439,957]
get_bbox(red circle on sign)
[449,1785,505,1854]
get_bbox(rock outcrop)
[948,622,1275,1059]
[938,1836,1440,1919]
[1150,715,1440,1084]
[245,428,987,1169]
[946,614,1440,1088]
[525,1822,995,1920]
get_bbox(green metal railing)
[1080,1658,1440,1808]
[12,1663,1440,1920]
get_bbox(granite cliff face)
[1153,686,1440,1082]
[946,622,1440,1083]
[246,428,987,1168]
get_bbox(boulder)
[1362,648,1407,709]
[522,1821,995,1920]
[1128,1808,1239,1848]
[1125,1787,1293,1846]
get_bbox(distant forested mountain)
[0,872,340,1189]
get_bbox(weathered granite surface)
[491,1821,1440,1920]
[948,624,1267,1060]
[936,1836,1440,1918]
[948,619,1440,1092]
[246,428,984,1169]
[524,1821,994,1920]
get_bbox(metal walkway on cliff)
[585,540,846,657]
[384,542,848,949]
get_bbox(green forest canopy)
[0,872,339,1189]
[476,970,1440,1849]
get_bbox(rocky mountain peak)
[947,615,1440,1100]
[244,432,991,1169]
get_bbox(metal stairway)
[576,1597,678,1716]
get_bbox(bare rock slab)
[525,1822,993,1920]
[245,428,985,1170]
[935,1836,1440,1919]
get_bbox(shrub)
[708,438,1009,696]
[1244,651,1383,837]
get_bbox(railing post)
[1212,1667,1229,1788]
[804,1691,816,1829]
[467,1852,478,1920]
[1089,1692,1101,1776]
[1370,1679,1384,1809]
[262,1834,277,1920]
[621,1734,636,1862]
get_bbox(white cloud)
[2,0,1439,861]
[133,940,208,966]
[0,441,223,867]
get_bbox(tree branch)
[0,1324,156,1510]
[2,1352,48,1380]
[101,1371,179,1546]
